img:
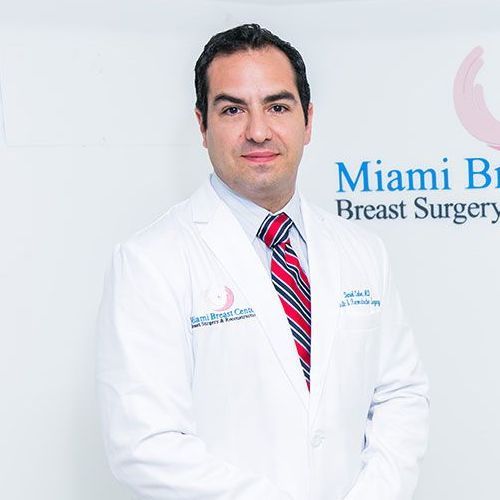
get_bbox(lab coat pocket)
[337,311,380,418]
[337,310,381,333]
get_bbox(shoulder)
[109,192,202,291]
[121,197,191,255]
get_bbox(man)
[96,24,430,500]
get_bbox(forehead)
[206,46,298,100]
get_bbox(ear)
[195,107,207,148]
[304,102,313,146]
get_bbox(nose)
[244,110,272,143]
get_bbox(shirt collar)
[209,172,307,243]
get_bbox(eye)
[222,106,242,116]
[270,104,288,113]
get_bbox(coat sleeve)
[343,238,430,500]
[95,241,294,500]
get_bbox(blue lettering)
[466,157,491,189]
[407,168,440,190]
[386,169,404,191]
[234,307,255,316]
[337,160,371,193]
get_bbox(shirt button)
[311,431,325,447]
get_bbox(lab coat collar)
[300,196,342,424]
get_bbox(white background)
[1,0,499,498]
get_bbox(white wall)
[1,1,499,498]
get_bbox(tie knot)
[257,212,293,249]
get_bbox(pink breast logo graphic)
[205,285,235,311]
[454,46,500,150]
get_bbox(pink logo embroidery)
[454,46,500,150]
[205,285,235,312]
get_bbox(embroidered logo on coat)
[190,307,256,329]
[339,288,381,308]
[190,285,256,329]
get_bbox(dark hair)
[194,23,311,129]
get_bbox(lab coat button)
[311,431,325,448]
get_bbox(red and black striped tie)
[257,212,312,391]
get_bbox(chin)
[245,173,279,191]
[250,176,291,198]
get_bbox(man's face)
[195,46,313,210]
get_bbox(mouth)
[241,151,279,164]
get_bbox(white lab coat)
[96,178,430,500]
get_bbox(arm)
[344,240,430,500]
[95,241,293,500]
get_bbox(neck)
[213,172,296,214]
[240,182,296,213]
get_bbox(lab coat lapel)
[300,196,342,424]
[190,180,309,411]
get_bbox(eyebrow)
[212,91,297,107]
[263,91,297,104]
